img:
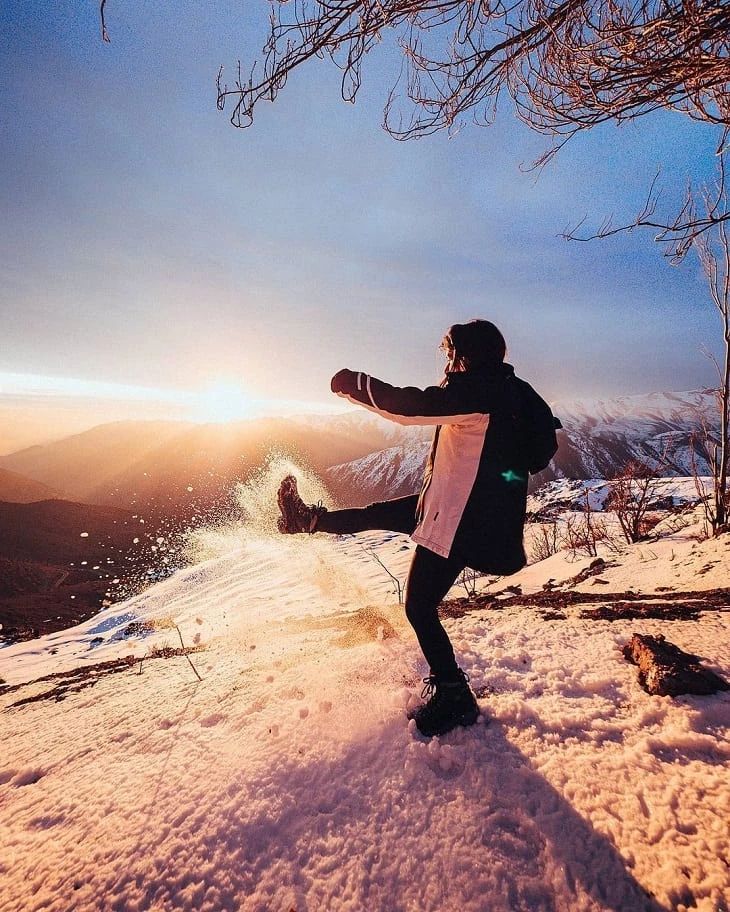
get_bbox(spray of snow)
[184,454,333,561]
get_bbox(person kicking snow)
[276,319,559,737]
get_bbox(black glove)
[330,369,356,394]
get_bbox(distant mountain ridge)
[554,388,716,478]
[326,441,432,507]
[326,388,718,506]
[0,389,718,513]
[0,389,719,639]
[0,413,428,516]
[0,468,60,503]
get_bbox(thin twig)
[175,624,203,682]
[356,541,405,604]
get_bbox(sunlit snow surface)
[1,466,729,912]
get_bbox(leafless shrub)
[605,459,665,544]
[561,512,609,559]
[530,522,561,563]
[456,566,485,598]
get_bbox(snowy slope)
[555,389,715,434]
[1,463,729,912]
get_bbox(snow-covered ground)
[527,476,713,514]
[1,465,729,912]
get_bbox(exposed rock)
[622,633,730,696]
[566,557,615,587]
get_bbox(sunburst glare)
[191,380,255,423]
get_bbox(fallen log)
[623,634,730,697]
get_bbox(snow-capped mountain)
[326,441,432,507]
[554,388,717,479]
[326,389,719,506]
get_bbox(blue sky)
[0,0,725,423]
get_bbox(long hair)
[442,320,506,373]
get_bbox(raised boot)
[277,475,327,534]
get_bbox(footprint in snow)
[11,767,47,787]
[199,712,226,728]
[480,809,550,890]
[29,813,66,829]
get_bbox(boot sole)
[414,706,481,738]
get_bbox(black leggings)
[317,495,465,680]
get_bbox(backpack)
[510,380,562,475]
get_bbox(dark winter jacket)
[332,363,555,573]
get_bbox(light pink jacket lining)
[337,380,490,558]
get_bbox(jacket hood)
[445,362,515,383]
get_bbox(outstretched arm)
[330,369,486,426]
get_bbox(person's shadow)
[462,719,669,911]
[124,712,672,912]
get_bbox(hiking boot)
[410,669,480,737]
[277,475,327,534]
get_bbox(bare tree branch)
[606,459,665,544]
[100,0,110,43]
[100,1,730,250]
[692,159,730,533]
[95,0,722,147]
[564,135,730,261]
[174,624,203,682]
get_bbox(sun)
[191,381,255,423]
